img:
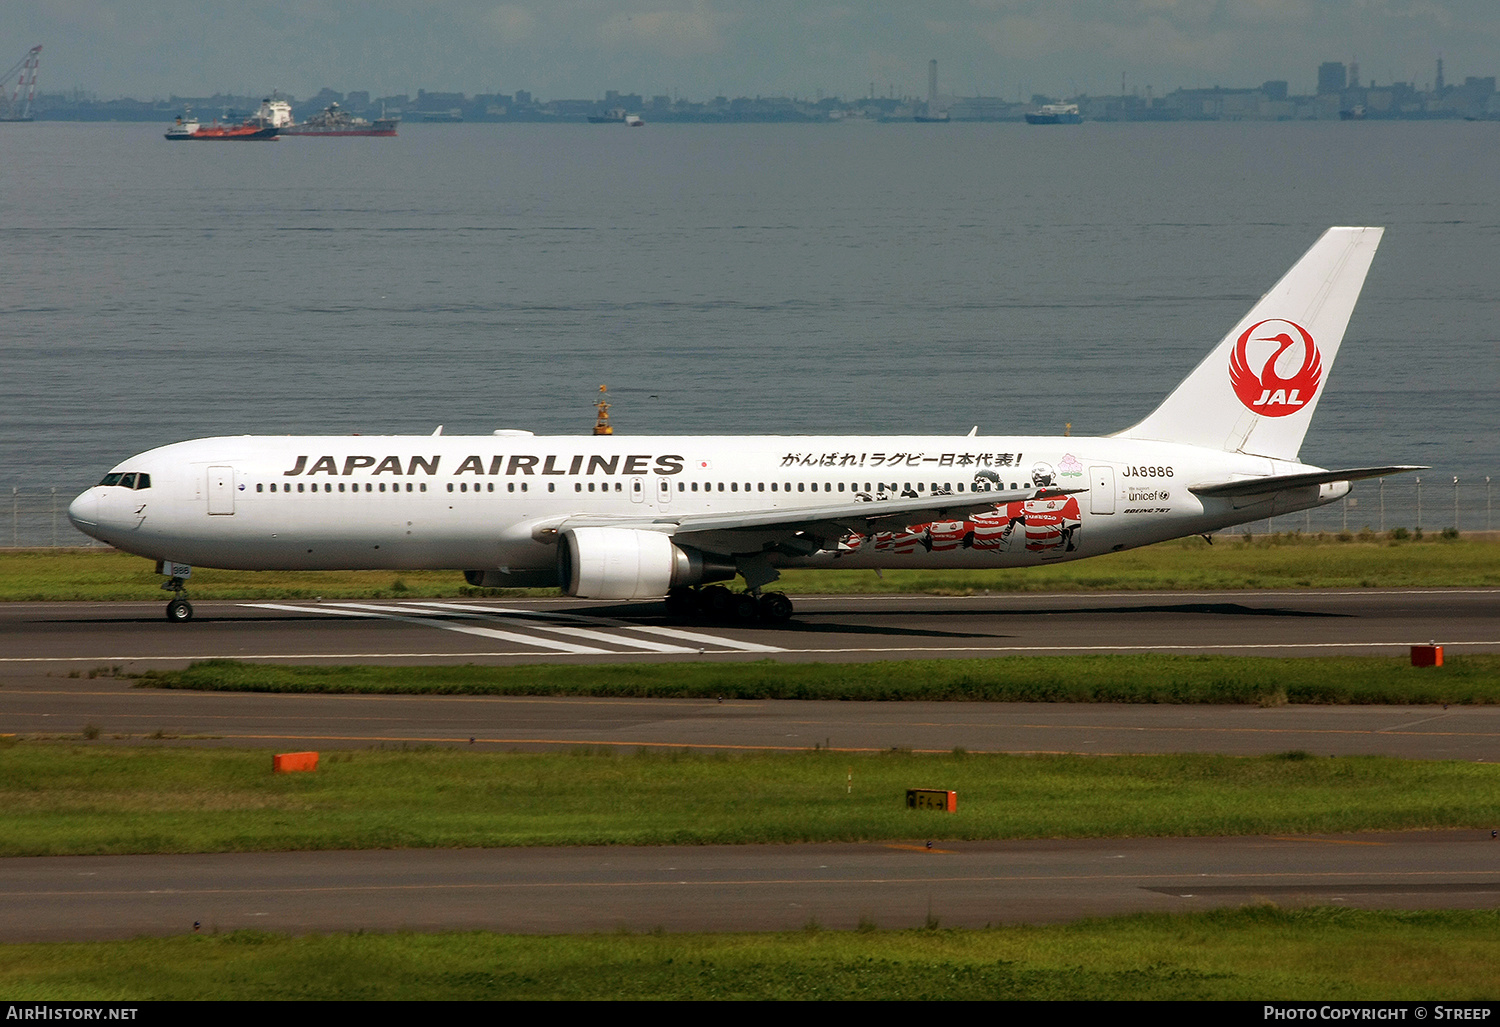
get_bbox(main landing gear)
[665,585,794,624]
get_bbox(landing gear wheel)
[730,592,760,624]
[699,584,734,619]
[758,592,793,624]
[165,599,194,623]
[664,586,696,618]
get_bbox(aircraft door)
[657,477,672,507]
[630,477,645,504]
[1089,466,1115,515]
[207,466,236,515]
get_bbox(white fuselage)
[67,432,1345,578]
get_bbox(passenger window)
[519,483,525,492]
[797,483,805,492]
[447,483,454,493]
[256,483,263,493]
[297,483,305,493]
[548,483,555,492]
[508,483,515,493]
[421,483,428,492]
[339,483,345,492]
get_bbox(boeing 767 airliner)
[68,227,1420,622]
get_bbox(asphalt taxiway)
[5,832,1498,942]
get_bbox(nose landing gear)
[157,561,194,622]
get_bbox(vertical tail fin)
[1118,227,1383,461]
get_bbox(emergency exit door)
[1089,466,1115,515]
[207,466,235,515]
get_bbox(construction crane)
[0,45,41,122]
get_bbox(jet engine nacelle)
[463,567,561,588]
[558,527,735,599]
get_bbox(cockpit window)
[98,472,150,489]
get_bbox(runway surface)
[4,589,1499,941]
[4,588,1498,669]
[3,589,1499,759]
[4,832,1499,942]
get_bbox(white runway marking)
[247,602,610,655]
[334,602,698,654]
[243,601,786,655]
[409,602,786,653]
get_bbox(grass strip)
[4,534,1498,600]
[139,653,1500,705]
[2,908,1499,999]
[2,744,1497,856]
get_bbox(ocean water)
[3,119,1496,491]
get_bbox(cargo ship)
[588,107,644,126]
[274,100,398,137]
[1024,103,1083,125]
[164,107,278,140]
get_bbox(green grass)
[4,908,1499,999]
[2,744,1497,857]
[4,533,1498,600]
[141,653,1500,705]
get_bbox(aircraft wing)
[556,488,1082,553]
[1188,465,1426,499]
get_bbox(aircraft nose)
[67,489,99,529]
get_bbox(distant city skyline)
[4,1,1500,104]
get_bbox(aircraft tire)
[730,592,759,623]
[698,584,734,619]
[166,599,194,623]
[758,592,793,624]
[664,587,696,618]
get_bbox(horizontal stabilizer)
[1189,465,1426,499]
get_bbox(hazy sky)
[5,1,1498,102]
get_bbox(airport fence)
[2,477,1497,549]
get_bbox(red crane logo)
[1228,318,1321,417]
